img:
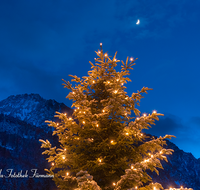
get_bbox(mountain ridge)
[0,93,199,190]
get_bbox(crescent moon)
[136,19,140,25]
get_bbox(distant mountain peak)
[0,93,73,128]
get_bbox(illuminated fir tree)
[40,43,175,190]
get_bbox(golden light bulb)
[116,79,119,81]
[77,137,80,140]
[93,80,95,83]
[62,156,65,160]
[143,113,146,117]
[114,90,118,94]
[64,113,67,115]
[72,92,75,94]
[96,124,99,127]
[83,111,85,114]
[153,110,157,114]
[51,163,54,166]
[114,58,116,61]
[125,97,128,99]
[69,117,72,120]
[125,113,127,115]
[66,172,69,176]
[135,186,138,189]
[102,110,105,113]
[57,123,59,126]
[113,183,116,186]
[100,43,102,46]
[180,186,183,189]
[99,159,102,163]
[140,133,143,136]
[160,150,163,154]
[131,165,134,169]
[98,51,101,54]
[130,57,133,61]
[126,133,129,135]
[83,121,85,124]
[107,81,110,84]
[104,53,107,57]
[64,148,66,151]
[151,155,153,158]
[74,109,76,112]
[91,138,94,141]
[111,140,114,144]
[136,117,139,120]
[121,83,124,85]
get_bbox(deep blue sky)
[0,0,200,158]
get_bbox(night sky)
[0,0,200,158]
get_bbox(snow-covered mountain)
[0,93,73,129]
[0,93,199,190]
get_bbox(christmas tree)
[40,44,175,190]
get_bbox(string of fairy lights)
[49,43,189,190]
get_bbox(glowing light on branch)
[62,156,65,160]
[93,80,95,83]
[143,113,146,117]
[96,124,99,127]
[153,110,157,114]
[98,51,101,54]
[83,121,85,124]
[113,183,116,186]
[51,163,54,166]
[100,43,102,46]
[104,53,108,57]
[66,172,69,176]
[130,57,133,61]
[114,90,118,94]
